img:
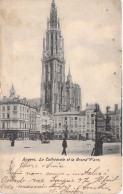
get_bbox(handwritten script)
[0,156,121,194]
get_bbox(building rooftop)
[79,111,86,116]
[28,98,41,108]
[108,111,116,115]
[86,104,97,110]
[116,108,121,114]
[0,86,37,109]
[55,111,80,116]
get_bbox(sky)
[0,0,122,112]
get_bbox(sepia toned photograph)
[0,0,122,193]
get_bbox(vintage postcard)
[0,0,122,193]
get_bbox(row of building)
[0,85,54,140]
[54,104,121,141]
[0,85,121,141]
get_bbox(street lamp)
[63,122,68,139]
[105,106,111,132]
[91,103,99,156]
[95,107,98,156]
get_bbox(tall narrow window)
[2,122,5,129]
[2,113,5,118]
[14,106,17,111]
[7,106,10,111]
[46,65,48,81]
[7,113,10,118]
[50,63,53,81]
[56,33,57,54]
[51,33,53,55]
[60,65,62,76]
[2,106,5,111]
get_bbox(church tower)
[41,0,65,115]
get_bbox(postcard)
[0,0,122,193]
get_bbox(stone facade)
[40,110,54,139]
[108,104,121,141]
[0,85,38,140]
[54,111,81,140]
[41,0,81,115]
[85,104,105,140]
[54,103,105,140]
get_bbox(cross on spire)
[50,0,57,28]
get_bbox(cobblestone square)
[0,140,121,156]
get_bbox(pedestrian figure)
[91,134,100,156]
[62,138,67,155]
[99,134,103,155]
[40,134,42,143]
[10,134,15,147]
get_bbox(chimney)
[114,104,118,112]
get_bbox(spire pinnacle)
[10,84,16,98]
[51,0,55,9]
[68,64,71,75]
[50,0,57,28]
[67,65,72,82]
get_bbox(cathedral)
[41,0,81,115]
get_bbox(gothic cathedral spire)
[41,0,65,115]
[41,0,82,115]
